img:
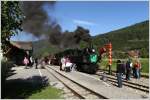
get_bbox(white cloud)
[73,19,96,26]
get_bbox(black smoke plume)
[21,1,91,49]
[49,24,62,45]
[21,1,56,37]
[52,26,92,49]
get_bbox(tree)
[79,40,88,49]
[1,1,24,54]
[140,48,148,58]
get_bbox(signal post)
[105,42,112,75]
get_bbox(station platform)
[48,65,149,99]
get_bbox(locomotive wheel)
[76,64,82,72]
[82,64,98,74]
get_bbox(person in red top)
[134,60,141,79]
[137,61,141,78]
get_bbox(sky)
[10,1,149,41]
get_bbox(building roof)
[10,41,33,50]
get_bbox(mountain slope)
[92,20,149,57]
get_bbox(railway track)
[96,72,149,93]
[45,66,108,99]
[98,69,149,78]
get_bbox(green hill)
[92,20,149,58]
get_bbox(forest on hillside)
[92,20,149,58]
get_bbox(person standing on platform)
[133,62,136,78]
[134,60,141,79]
[61,56,66,71]
[126,59,132,80]
[138,60,142,78]
[116,60,124,88]
[23,57,29,69]
[35,58,38,69]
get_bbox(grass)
[99,58,149,73]
[28,86,63,99]
[139,58,149,73]
[3,76,63,99]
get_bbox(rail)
[45,66,108,99]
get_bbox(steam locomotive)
[54,47,100,74]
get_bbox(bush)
[1,59,13,80]
[113,51,128,59]
[140,48,149,58]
